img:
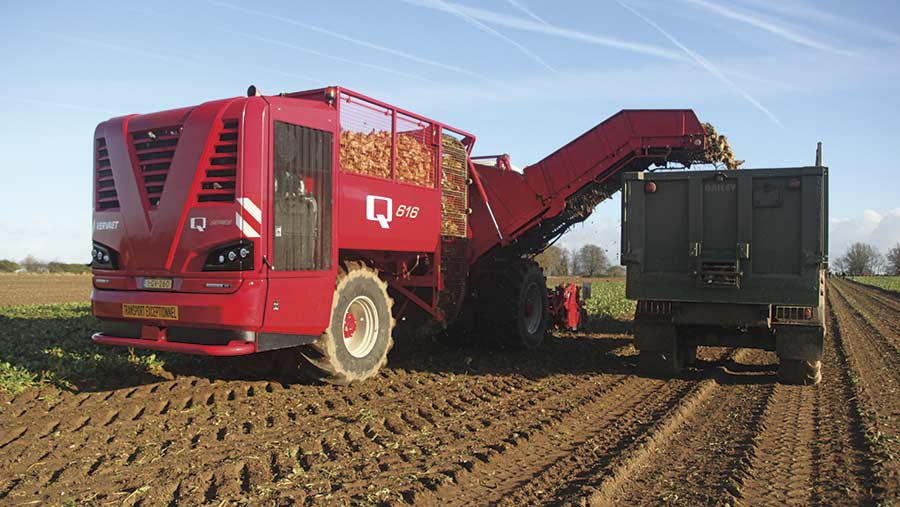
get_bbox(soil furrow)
[835,279,900,353]
[0,297,892,506]
[408,375,692,507]
[828,279,900,503]
[736,303,875,507]
[577,349,770,507]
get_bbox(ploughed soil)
[0,278,896,506]
[0,273,91,306]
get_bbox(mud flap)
[775,325,824,361]
[634,321,684,377]
[634,321,677,351]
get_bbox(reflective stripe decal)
[237,197,262,223]
[235,211,260,238]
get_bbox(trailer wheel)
[480,260,549,349]
[777,359,822,385]
[300,262,395,385]
[682,345,698,366]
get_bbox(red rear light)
[645,182,657,193]
[803,307,813,319]
[789,178,801,189]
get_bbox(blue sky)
[1,0,899,264]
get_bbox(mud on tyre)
[300,262,395,385]
[777,359,822,385]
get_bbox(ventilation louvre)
[131,125,182,207]
[95,138,119,210]
[198,119,239,203]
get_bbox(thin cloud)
[227,31,437,83]
[46,33,197,65]
[430,0,556,72]
[505,0,548,25]
[738,0,900,46]
[0,95,115,114]
[44,31,319,87]
[682,0,855,57]
[399,0,688,62]
[615,0,783,128]
[204,0,488,82]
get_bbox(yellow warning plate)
[122,304,179,320]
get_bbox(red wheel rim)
[343,311,358,339]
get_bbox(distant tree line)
[833,242,900,276]
[534,244,626,277]
[536,241,900,278]
[0,255,90,274]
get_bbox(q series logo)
[366,195,419,229]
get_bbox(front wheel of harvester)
[777,359,822,385]
[301,263,395,385]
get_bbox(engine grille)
[441,134,468,237]
[198,119,239,203]
[95,138,119,210]
[131,125,182,207]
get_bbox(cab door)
[262,98,338,338]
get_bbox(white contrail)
[738,0,900,46]
[204,0,487,81]
[616,0,783,128]
[227,31,437,83]
[400,0,688,62]
[682,0,855,57]
[431,0,556,72]
[505,0,548,25]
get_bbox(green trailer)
[620,165,828,384]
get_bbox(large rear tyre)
[777,359,822,385]
[300,262,395,385]
[479,260,550,349]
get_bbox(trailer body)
[621,166,829,383]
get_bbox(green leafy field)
[583,280,635,319]
[0,277,637,395]
[850,276,900,294]
[0,303,200,395]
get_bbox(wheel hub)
[343,311,358,339]
[342,295,380,358]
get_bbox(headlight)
[91,242,119,270]
[203,240,254,271]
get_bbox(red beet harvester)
[90,86,709,383]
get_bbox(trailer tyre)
[479,260,549,349]
[777,359,822,385]
[300,262,395,385]
[682,345,698,366]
